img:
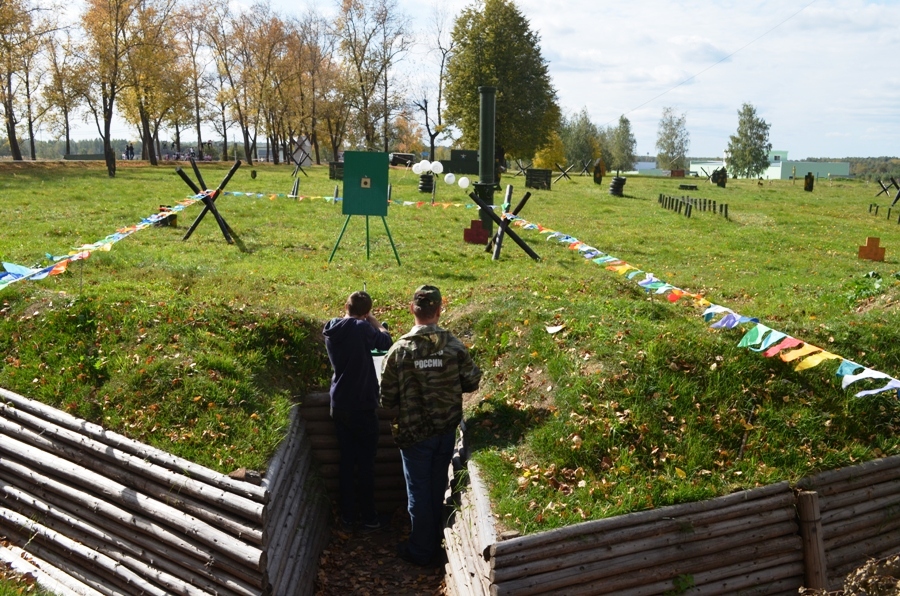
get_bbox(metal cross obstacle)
[554,162,575,183]
[579,159,593,176]
[468,190,539,261]
[176,158,242,244]
[290,144,310,179]
[513,159,533,177]
[485,184,533,261]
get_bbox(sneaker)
[396,543,432,567]
[338,517,355,532]
[361,519,381,533]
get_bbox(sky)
[61,0,900,159]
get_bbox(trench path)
[314,508,447,596]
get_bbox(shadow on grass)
[464,398,553,451]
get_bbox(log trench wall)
[295,392,407,515]
[445,454,900,596]
[0,387,331,596]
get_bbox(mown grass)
[1,160,899,541]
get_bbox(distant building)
[690,151,850,180]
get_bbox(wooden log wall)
[0,387,331,596]
[295,392,407,515]
[796,454,900,591]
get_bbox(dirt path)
[314,508,447,596]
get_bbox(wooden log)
[459,528,485,596]
[309,434,397,450]
[803,464,900,501]
[0,544,105,596]
[310,447,403,465]
[467,462,497,561]
[0,433,266,572]
[280,492,330,596]
[268,448,318,585]
[444,526,478,596]
[565,549,802,596]
[491,508,797,584]
[460,515,492,595]
[0,387,267,503]
[0,508,172,596]
[797,491,827,590]
[298,392,331,407]
[0,457,265,592]
[0,413,265,540]
[796,454,900,493]
[264,443,313,564]
[0,480,249,596]
[0,523,125,596]
[490,520,798,596]
[488,481,790,559]
[261,411,306,502]
[319,476,406,493]
[0,467,263,596]
[0,505,221,596]
[818,477,900,512]
[261,406,302,492]
[820,490,900,525]
[826,530,900,570]
[491,491,796,569]
[316,461,403,479]
[302,418,393,436]
[824,505,900,551]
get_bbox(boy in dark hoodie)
[323,291,393,530]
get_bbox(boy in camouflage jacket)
[381,285,482,566]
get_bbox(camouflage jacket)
[380,323,482,449]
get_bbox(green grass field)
[1,160,899,541]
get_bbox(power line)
[605,0,819,126]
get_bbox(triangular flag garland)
[503,212,900,400]
[1,196,202,292]
[5,190,898,399]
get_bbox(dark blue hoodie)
[323,317,393,410]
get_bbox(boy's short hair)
[346,291,373,317]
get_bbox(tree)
[532,131,564,170]
[334,0,410,152]
[443,0,559,163]
[0,0,50,161]
[42,32,85,156]
[655,107,689,170]
[559,108,600,167]
[608,115,636,174]
[412,7,453,160]
[727,103,772,178]
[78,0,141,176]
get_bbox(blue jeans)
[400,430,456,564]
[332,408,380,523]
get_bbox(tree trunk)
[103,94,116,177]
[4,72,23,161]
[138,103,157,165]
[64,107,71,156]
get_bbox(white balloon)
[458,176,470,189]
[430,161,444,174]
[444,173,456,185]
[412,162,423,174]
[419,160,432,172]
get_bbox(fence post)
[798,490,828,590]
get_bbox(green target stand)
[328,151,401,265]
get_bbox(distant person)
[380,285,482,566]
[323,291,393,532]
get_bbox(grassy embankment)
[1,160,899,545]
